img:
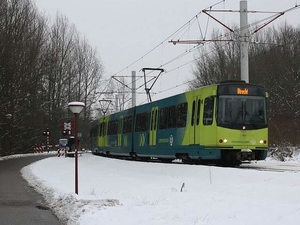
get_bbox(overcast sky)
[34,0,300,104]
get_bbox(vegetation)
[0,0,104,155]
[0,0,298,155]
[190,23,300,147]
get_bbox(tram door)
[149,106,158,146]
[189,97,201,145]
[99,118,107,148]
[117,116,123,146]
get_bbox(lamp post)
[6,113,12,155]
[68,102,85,195]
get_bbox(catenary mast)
[169,0,296,83]
[240,1,249,83]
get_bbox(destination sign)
[236,88,249,95]
[218,84,266,96]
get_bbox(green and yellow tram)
[90,81,268,165]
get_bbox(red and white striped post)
[68,102,85,195]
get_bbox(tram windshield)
[217,95,267,129]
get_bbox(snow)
[1,152,300,225]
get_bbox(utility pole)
[115,95,119,111]
[132,71,136,107]
[169,0,298,83]
[240,1,249,83]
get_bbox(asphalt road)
[0,155,61,225]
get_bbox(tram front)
[216,82,268,163]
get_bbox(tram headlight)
[219,139,228,144]
[259,140,267,144]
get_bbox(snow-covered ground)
[1,151,300,225]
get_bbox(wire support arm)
[112,76,132,90]
[169,39,233,45]
[141,68,165,102]
[202,9,235,33]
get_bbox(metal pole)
[240,0,249,83]
[68,101,84,195]
[132,71,136,107]
[8,120,11,154]
[74,113,79,194]
[115,94,119,111]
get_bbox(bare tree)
[0,0,48,154]
[71,37,104,146]
[190,30,239,89]
[0,1,106,154]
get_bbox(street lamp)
[6,113,12,155]
[68,102,85,195]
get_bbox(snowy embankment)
[12,151,300,225]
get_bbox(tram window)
[91,126,98,138]
[103,122,107,136]
[203,97,214,125]
[159,107,169,129]
[135,112,149,132]
[169,105,176,128]
[177,102,187,127]
[107,121,112,134]
[94,125,99,137]
[113,120,118,134]
[107,120,118,135]
[191,100,195,126]
[107,121,111,134]
[154,109,158,130]
[99,123,103,137]
[150,112,153,131]
[196,99,201,125]
[123,116,132,133]
[118,118,123,134]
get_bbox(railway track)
[93,153,300,172]
[239,161,300,172]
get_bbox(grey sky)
[34,0,299,104]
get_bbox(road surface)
[0,155,61,225]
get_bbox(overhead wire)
[112,12,201,77]
[196,15,204,40]
[112,0,225,77]
[102,0,299,107]
[204,6,212,39]
[102,1,227,104]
